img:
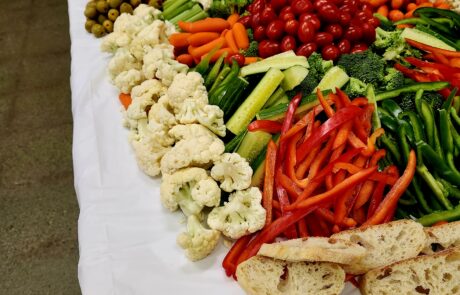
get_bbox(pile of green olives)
[84,0,161,38]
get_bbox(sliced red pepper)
[432,52,451,66]
[222,234,253,277]
[361,128,385,156]
[367,180,386,219]
[294,145,320,186]
[262,140,277,226]
[405,57,460,74]
[281,93,303,135]
[316,88,335,118]
[306,214,329,237]
[348,132,368,149]
[354,103,374,141]
[248,120,282,133]
[277,171,302,200]
[405,39,460,58]
[308,131,336,179]
[298,219,309,238]
[336,88,352,107]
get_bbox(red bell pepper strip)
[298,218,309,238]
[362,128,385,156]
[334,187,356,225]
[354,103,374,141]
[277,171,302,200]
[308,131,336,179]
[336,88,352,106]
[348,132,368,149]
[296,106,364,162]
[326,144,347,189]
[247,120,282,133]
[333,121,353,150]
[367,180,386,219]
[405,39,460,58]
[316,88,335,118]
[294,145,320,186]
[306,214,328,237]
[433,220,449,226]
[263,140,277,226]
[405,57,460,74]
[275,183,298,239]
[222,234,253,277]
[281,93,303,135]
[432,52,451,66]
[363,150,417,226]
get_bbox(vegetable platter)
[73,0,460,294]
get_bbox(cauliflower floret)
[125,79,164,128]
[177,215,220,261]
[176,99,226,137]
[113,69,144,94]
[160,167,221,216]
[142,44,175,79]
[133,4,161,24]
[167,72,208,109]
[207,187,266,239]
[211,153,253,192]
[129,20,170,60]
[101,32,132,53]
[113,13,147,38]
[148,95,177,128]
[108,48,141,79]
[155,60,188,87]
[160,124,225,174]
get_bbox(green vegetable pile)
[161,0,208,25]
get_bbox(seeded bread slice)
[331,219,426,274]
[257,237,366,265]
[360,247,460,295]
[422,221,460,254]
[236,256,345,295]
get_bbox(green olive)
[130,0,141,7]
[96,0,109,13]
[86,1,97,9]
[103,20,114,32]
[120,2,133,14]
[147,0,160,8]
[84,6,98,19]
[108,0,122,8]
[91,24,106,38]
[107,8,119,21]
[97,14,107,24]
[85,19,97,33]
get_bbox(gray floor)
[0,0,80,294]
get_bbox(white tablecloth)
[69,1,357,294]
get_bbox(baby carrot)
[225,30,239,53]
[176,54,194,67]
[391,0,404,10]
[187,32,220,47]
[204,47,233,62]
[227,13,240,27]
[417,2,434,7]
[415,0,429,4]
[388,9,404,21]
[168,33,191,48]
[119,93,132,110]
[189,36,226,58]
[244,57,259,65]
[232,22,250,49]
[376,5,389,17]
[397,24,412,29]
[404,9,414,18]
[407,2,417,10]
[368,0,388,7]
[436,3,451,9]
[178,18,230,33]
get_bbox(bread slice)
[331,219,426,274]
[236,256,345,295]
[360,247,460,295]
[422,221,460,254]
[257,237,366,265]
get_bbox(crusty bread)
[422,221,460,254]
[360,247,460,295]
[331,219,426,274]
[236,256,345,295]
[257,237,366,265]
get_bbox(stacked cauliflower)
[101,5,266,261]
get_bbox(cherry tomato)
[251,12,262,28]
[318,3,340,23]
[351,43,368,53]
[322,44,340,60]
[271,0,287,12]
[344,25,363,41]
[339,4,356,16]
[284,19,300,36]
[298,21,316,43]
[279,11,296,21]
[325,24,343,39]
[266,20,285,40]
[292,0,313,15]
[349,17,362,27]
[254,26,266,41]
[355,10,372,23]
[361,23,376,42]
[314,0,332,11]
[329,0,344,5]
[337,39,351,53]
[314,32,334,47]
[281,36,297,52]
[296,42,317,57]
[239,15,251,28]
[227,53,245,67]
[338,12,351,26]
[368,17,380,28]
[280,6,294,15]
[361,3,373,15]
[261,7,277,25]
[343,0,358,7]
[259,40,281,58]
[250,0,265,13]
[299,13,321,30]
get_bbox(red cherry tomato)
[251,12,262,29]
[266,20,285,40]
[296,42,317,57]
[351,43,368,53]
[298,21,316,43]
[339,4,356,15]
[280,6,294,15]
[344,25,363,41]
[361,3,373,15]
[250,0,265,13]
[259,40,281,58]
[314,0,332,11]
[339,12,351,26]
[261,7,277,25]
[318,3,340,23]
[299,13,321,30]
[337,39,351,53]
[355,10,372,23]
[254,26,266,41]
[271,0,287,12]
[325,24,343,39]
[239,15,251,28]
[361,23,376,43]
[314,32,334,47]
[281,36,297,51]
[292,0,314,15]
[329,0,343,5]
[279,11,296,21]
[227,53,245,67]
[284,19,300,36]
[368,17,380,28]
[343,0,358,7]
[322,44,340,60]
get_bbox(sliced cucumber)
[264,87,287,108]
[250,134,280,188]
[314,66,350,93]
[281,66,309,91]
[236,131,272,165]
[240,56,308,77]
[401,27,456,51]
[264,50,297,60]
[414,25,460,51]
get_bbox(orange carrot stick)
[168,33,191,47]
[391,0,404,10]
[176,54,194,67]
[406,2,417,10]
[189,36,226,58]
[232,22,250,49]
[119,93,132,110]
[388,10,404,21]
[376,5,389,17]
[178,18,230,33]
[187,32,220,47]
[227,13,240,27]
[244,57,259,65]
[225,30,239,53]
[202,47,233,62]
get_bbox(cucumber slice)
[250,134,280,188]
[401,27,456,51]
[264,87,286,108]
[314,66,350,93]
[236,131,272,165]
[264,50,297,60]
[240,56,308,77]
[281,66,309,91]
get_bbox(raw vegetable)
[401,27,456,51]
[240,53,308,76]
[236,131,272,165]
[208,0,251,18]
[314,66,350,93]
[280,66,309,91]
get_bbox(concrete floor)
[0,0,80,294]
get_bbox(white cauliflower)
[100,32,132,53]
[113,13,147,38]
[160,167,221,216]
[175,99,226,137]
[177,215,220,261]
[148,95,177,128]
[108,48,141,79]
[155,59,189,87]
[133,4,161,24]
[167,72,208,110]
[160,124,225,174]
[113,69,144,94]
[211,153,253,192]
[129,20,171,60]
[207,187,266,239]
[125,79,164,128]
[142,44,188,86]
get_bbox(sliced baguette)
[360,247,460,295]
[422,221,460,254]
[257,237,366,265]
[236,256,345,295]
[331,219,426,274]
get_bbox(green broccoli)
[287,53,330,95]
[399,92,443,112]
[400,93,416,111]
[383,67,405,91]
[242,40,258,57]
[337,50,385,85]
[372,27,421,62]
[345,77,368,98]
[208,0,249,18]
[423,92,443,110]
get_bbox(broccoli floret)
[373,27,422,62]
[242,40,258,57]
[338,50,385,85]
[399,92,443,112]
[246,28,254,42]
[423,92,444,110]
[208,0,249,17]
[383,67,405,90]
[286,53,328,95]
[345,77,368,98]
[400,93,416,112]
